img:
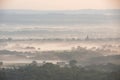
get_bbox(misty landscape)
[0,9,120,80]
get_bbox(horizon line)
[0,9,120,11]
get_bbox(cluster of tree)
[34,46,101,60]
[0,62,120,80]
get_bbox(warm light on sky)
[0,0,120,10]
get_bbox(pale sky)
[0,0,120,10]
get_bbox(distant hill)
[0,9,120,25]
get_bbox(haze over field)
[0,9,120,58]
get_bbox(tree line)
[0,61,120,80]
